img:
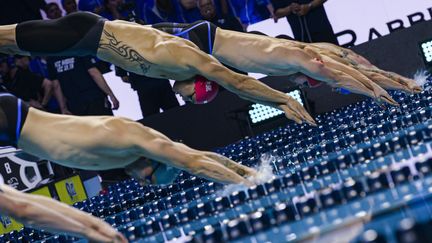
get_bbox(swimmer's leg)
[0,24,28,55]
[1,12,104,57]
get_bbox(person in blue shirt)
[78,0,104,14]
[177,0,202,23]
[141,0,185,24]
[99,0,133,20]
[228,0,274,27]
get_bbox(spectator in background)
[228,0,274,28]
[178,0,202,23]
[198,0,243,32]
[116,67,179,118]
[44,2,62,20]
[142,0,185,24]
[0,56,69,112]
[47,54,119,116]
[78,0,104,14]
[272,0,338,44]
[100,0,130,20]
[62,0,78,15]
[0,0,47,24]
[46,54,119,116]
[45,3,119,116]
[29,56,49,78]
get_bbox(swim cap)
[306,76,322,88]
[194,75,219,104]
[306,76,351,94]
[144,160,180,185]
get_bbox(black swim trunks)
[152,21,217,55]
[15,12,106,57]
[0,93,29,147]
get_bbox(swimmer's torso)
[150,20,303,76]
[18,107,139,170]
[97,20,200,81]
[213,28,304,76]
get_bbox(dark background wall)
[139,20,432,151]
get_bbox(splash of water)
[248,153,276,184]
[414,69,430,88]
[218,153,277,197]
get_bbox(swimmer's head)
[125,158,180,186]
[173,76,219,104]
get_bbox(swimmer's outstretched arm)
[310,42,422,93]
[125,121,254,185]
[175,45,316,125]
[174,142,257,178]
[0,184,126,242]
[213,29,420,105]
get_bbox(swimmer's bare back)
[18,107,143,170]
[97,20,203,80]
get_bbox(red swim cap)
[306,76,322,88]
[194,75,219,104]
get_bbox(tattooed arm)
[201,152,257,177]
[97,28,154,75]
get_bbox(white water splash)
[218,153,277,197]
[248,153,276,184]
[414,69,430,88]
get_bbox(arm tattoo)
[210,153,249,176]
[99,30,153,74]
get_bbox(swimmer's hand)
[83,223,127,243]
[203,152,258,178]
[279,98,317,126]
[311,43,422,94]
[189,152,257,186]
[298,42,421,106]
